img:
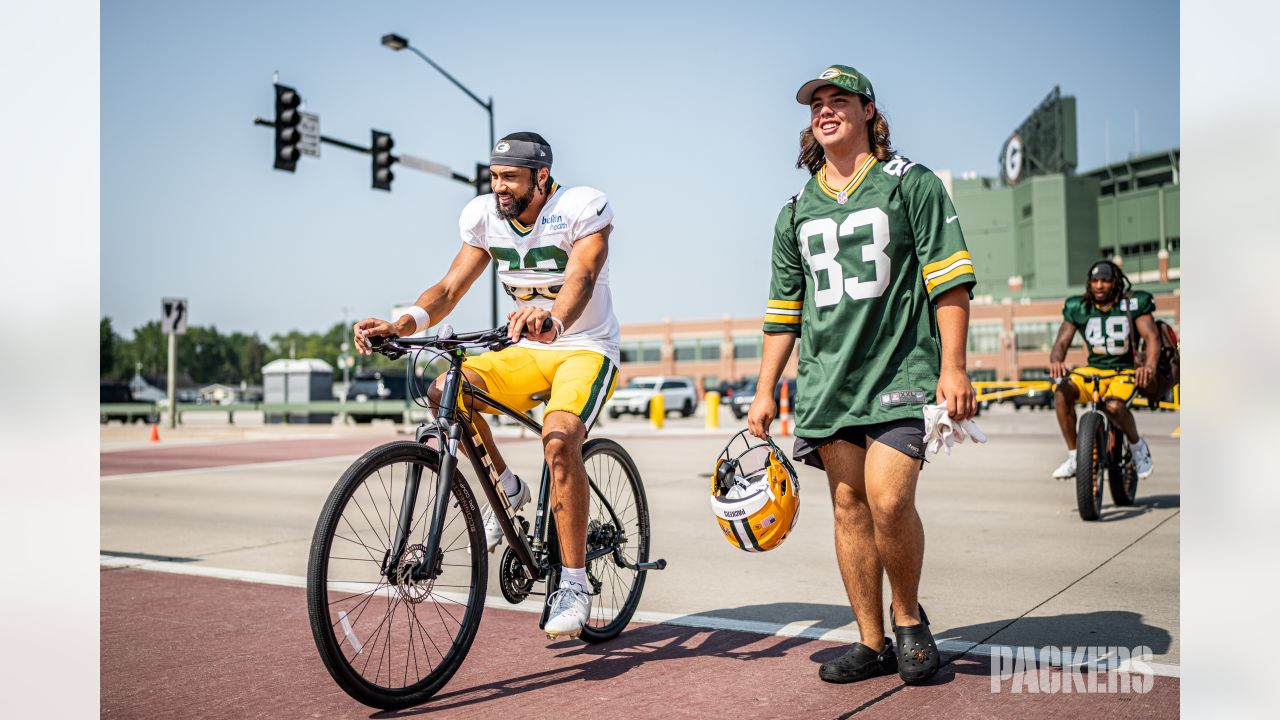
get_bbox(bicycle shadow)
[372,602,853,717]
[1100,493,1180,521]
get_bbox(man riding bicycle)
[352,131,618,639]
[1049,260,1160,480]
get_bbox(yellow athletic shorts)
[1067,366,1136,403]
[462,346,618,427]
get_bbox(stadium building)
[617,87,1180,393]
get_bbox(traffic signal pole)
[253,117,475,186]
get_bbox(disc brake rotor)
[395,544,432,604]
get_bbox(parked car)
[717,379,753,406]
[730,377,798,420]
[1012,387,1055,410]
[345,371,412,423]
[100,382,159,424]
[606,376,698,418]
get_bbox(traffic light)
[273,83,302,172]
[371,130,394,191]
[475,163,492,195]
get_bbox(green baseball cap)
[795,65,875,105]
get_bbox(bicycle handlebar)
[1052,368,1136,385]
[367,319,555,360]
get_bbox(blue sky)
[101,0,1178,338]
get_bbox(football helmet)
[710,429,800,552]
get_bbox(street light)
[383,33,500,328]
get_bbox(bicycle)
[305,324,667,710]
[1059,368,1140,521]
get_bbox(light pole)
[382,33,499,328]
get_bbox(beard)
[496,181,537,220]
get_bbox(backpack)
[1126,297,1180,404]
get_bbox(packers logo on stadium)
[819,67,841,80]
[495,141,510,153]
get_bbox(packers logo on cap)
[495,141,510,153]
[820,68,841,80]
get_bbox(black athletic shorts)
[792,417,927,471]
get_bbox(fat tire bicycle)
[305,325,666,710]
[1060,368,1140,521]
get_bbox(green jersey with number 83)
[763,155,977,434]
[1062,292,1155,371]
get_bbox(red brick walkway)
[101,568,1178,719]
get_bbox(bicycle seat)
[529,391,551,403]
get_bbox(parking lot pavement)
[101,404,1179,715]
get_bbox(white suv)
[606,376,699,419]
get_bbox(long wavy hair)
[796,96,894,176]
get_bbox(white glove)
[922,401,989,455]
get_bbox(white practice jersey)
[459,183,619,364]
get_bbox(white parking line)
[101,555,1179,678]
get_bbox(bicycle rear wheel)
[306,441,486,710]
[579,438,651,642]
[1107,441,1139,506]
[1074,412,1106,521]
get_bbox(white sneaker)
[543,583,591,639]
[1130,438,1154,479]
[482,478,530,553]
[1052,451,1077,479]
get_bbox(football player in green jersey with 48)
[1048,260,1160,480]
[748,65,977,686]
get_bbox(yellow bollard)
[649,393,665,429]
[705,391,720,430]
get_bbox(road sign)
[161,297,188,335]
[299,112,321,157]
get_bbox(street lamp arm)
[404,45,492,112]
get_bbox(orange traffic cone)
[149,423,160,443]
[779,381,792,437]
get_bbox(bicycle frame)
[378,345,547,586]
[1065,368,1137,463]
[379,333,638,590]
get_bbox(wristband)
[550,316,565,341]
[401,306,430,335]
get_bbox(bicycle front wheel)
[579,437,651,643]
[1075,412,1106,521]
[306,441,486,710]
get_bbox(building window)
[640,341,662,363]
[1019,367,1051,381]
[698,339,721,361]
[969,369,997,382]
[619,343,638,363]
[674,337,723,362]
[1014,321,1056,352]
[967,323,1001,354]
[673,339,697,362]
[1167,237,1180,252]
[733,335,762,360]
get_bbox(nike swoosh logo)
[946,215,959,224]
[596,202,608,216]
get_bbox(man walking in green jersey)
[1048,260,1160,480]
[749,65,977,685]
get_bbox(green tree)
[101,317,119,379]
[228,331,267,385]
[123,321,167,378]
